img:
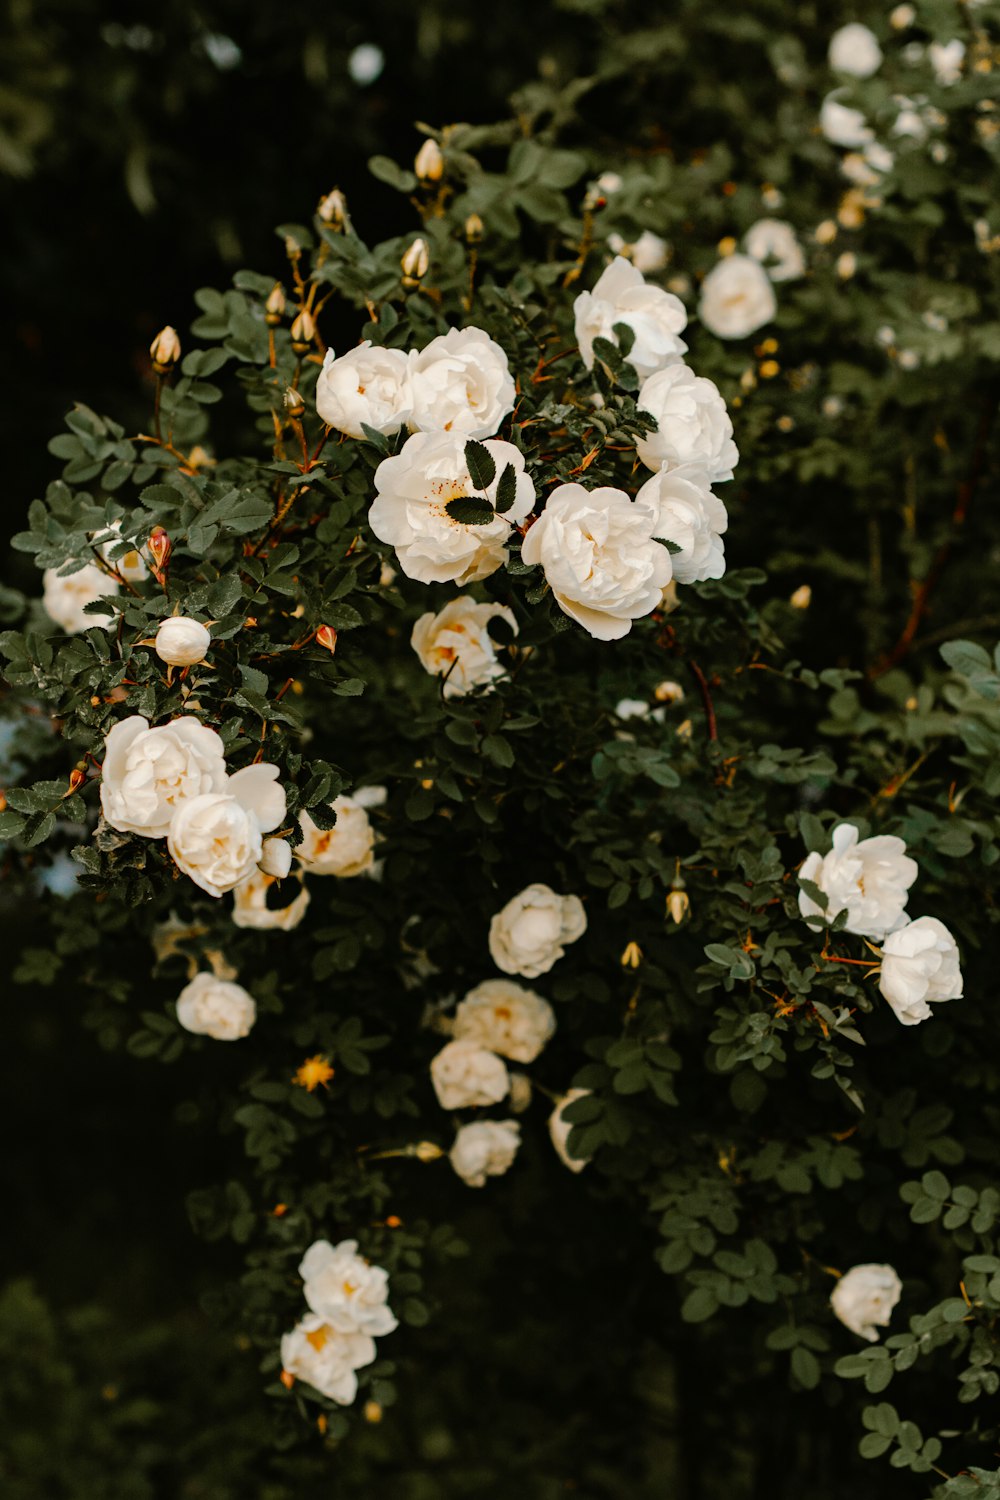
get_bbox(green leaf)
[494,463,517,515]
[465,440,497,492]
[445,496,494,526]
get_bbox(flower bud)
[317,188,349,229]
[265,282,286,325]
[315,624,338,654]
[415,138,444,183]
[666,888,690,925]
[508,1073,533,1113]
[465,212,484,244]
[154,616,211,667]
[412,1140,445,1162]
[790,584,812,609]
[150,326,181,372]
[283,386,306,419]
[620,940,642,969]
[654,680,685,706]
[363,1401,383,1424]
[147,527,172,580]
[401,238,429,286]
[290,309,315,353]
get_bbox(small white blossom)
[176,972,256,1040]
[154,616,211,667]
[449,1119,521,1187]
[878,916,963,1025]
[488,883,587,978]
[453,978,556,1063]
[548,1088,592,1173]
[698,254,777,339]
[430,1039,510,1110]
[636,364,739,482]
[831,1264,902,1342]
[798,823,918,938]
[821,92,874,149]
[299,1239,398,1337]
[635,463,728,584]
[574,256,688,381]
[929,40,964,86]
[231,869,311,931]
[410,596,517,697]
[42,564,119,633]
[280,1315,375,1404]
[743,219,805,282]
[828,23,883,78]
[315,342,413,439]
[606,230,670,274]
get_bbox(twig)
[688,660,718,741]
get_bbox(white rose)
[574,256,688,382]
[615,698,664,723]
[168,763,286,897]
[698,254,777,340]
[298,790,384,877]
[100,714,228,838]
[820,92,874,148]
[280,1315,376,1404]
[635,463,728,584]
[449,1119,521,1187]
[430,1039,510,1110]
[42,563,119,633]
[893,97,928,140]
[408,326,516,438]
[521,484,673,641]
[176,972,256,1040]
[411,596,518,698]
[607,230,670,274]
[549,1088,593,1173]
[453,979,556,1064]
[231,869,311,931]
[635,364,739,482]
[315,342,413,439]
[154,616,211,667]
[299,1239,398,1337]
[828,23,883,78]
[929,39,965,86]
[488,882,587,979]
[743,219,806,283]
[369,430,535,585]
[878,916,963,1025]
[798,823,918,938]
[95,520,148,583]
[830,1263,902,1342]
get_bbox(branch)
[688,659,718,741]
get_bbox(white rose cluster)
[281,1237,397,1404]
[798,823,963,1027]
[100,714,290,898]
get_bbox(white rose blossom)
[828,22,883,79]
[798,823,918,938]
[453,978,556,1064]
[154,616,212,667]
[574,256,688,382]
[521,483,673,641]
[614,698,665,723]
[636,364,739,482]
[299,1239,398,1337]
[449,1119,521,1187]
[410,596,518,698]
[280,1315,375,1405]
[820,92,874,149]
[315,342,413,439]
[830,1263,902,1342]
[176,972,257,1041]
[95,520,148,583]
[488,882,587,979]
[369,430,535,585]
[606,230,670,274]
[743,219,805,282]
[298,788,386,877]
[168,763,287,898]
[430,1039,510,1110]
[635,463,728,584]
[101,714,228,838]
[929,39,965,86]
[408,326,516,438]
[549,1088,593,1173]
[698,254,777,340]
[878,916,963,1025]
[231,869,311,931]
[42,563,119,633]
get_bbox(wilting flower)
[176,972,256,1040]
[453,978,556,1063]
[154,616,211,667]
[521,483,672,641]
[370,430,535,585]
[410,596,518,697]
[548,1088,593,1172]
[408,326,516,438]
[831,1264,902,1342]
[488,883,587,978]
[878,916,963,1025]
[449,1119,521,1187]
[315,343,413,439]
[299,1239,398,1336]
[798,823,917,938]
[635,463,728,584]
[42,564,119,633]
[280,1315,376,1404]
[698,254,777,339]
[828,23,883,78]
[636,364,739,482]
[430,1039,510,1110]
[101,715,228,838]
[574,256,687,381]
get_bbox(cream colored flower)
[42,564,119,633]
[298,789,385,877]
[176,972,256,1040]
[798,823,917,938]
[231,869,311,931]
[100,715,228,838]
[607,230,670,274]
[488,883,587,979]
[453,978,556,1063]
[699,254,777,339]
[449,1119,521,1187]
[929,39,965,86]
[408,327,516,438]
[574,256,687,381]
[411,596,518,697]
[280,1315,376,1404]
[548,1088,593,1173]
[636,364,739,482]
[820,92,874,149]
[831,1264,902,1342]
[878,917,962,1025]
[299,1239,398,1336]
[430,1039,510,1110]
[743,219,805,283]
[167,763,286,898]
[828,23,883,79]
[315,342,413,439]
[154,616,211,667]
[635,463,728,584]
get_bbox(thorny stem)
[688,659,718,741]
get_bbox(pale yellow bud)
[814,220,838,245]
[620,940,642,969]
[654,680,685,706]
[836,252,857,280]
[412,1140,445,1162]
[508,1074,533,1113]
[415,138,444,183]
[149,326,181,371]
[838,191,866,230]
[265,283,286,324]
[364,1401,383,1424]
[717,236,737,257]
[283,387,306,419]
[401,238,429,284]
[290,309,315,349]
[317,188,348,229]
[676,718,693,741]
[790,584,812,610]
[465,212,484,244]
[666,889,690,925]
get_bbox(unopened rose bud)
[315,624,338,654]
[814,219,838,245]
[414,138,444,183]
[283,386,306,419]
[317,188,348,229]
[147,527,172,580]
[412,1140,445,1162]
[265,283,286,325]
[465,212,484,244]
[290,309,315,353]
[64,767,87,798]
[790,584,812,609]
[836,252,857,280]
[154,616,211,667]
[666,888,690,925]
[717,236,737,257]
[280,1370,295,1390]
[401,238,429,286]
[676,719,693,741]
[620,940,642,969]
[149,326,181,372]
[363,1401,383,1424]
[259,838,292,879]
[654,680,685,706]
[508,1073,533,1113]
